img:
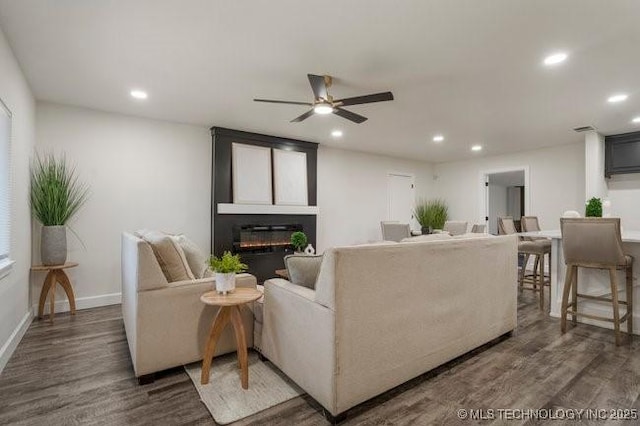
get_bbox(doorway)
[387,172,415,226]
[482,168,529,235]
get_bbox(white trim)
[32,292,121,316]
[0,310,33,374]
[479,166,530,230]
[0,258,14,280]
[217,203,319,215]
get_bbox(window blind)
[0,99,11,262]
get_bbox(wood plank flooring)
[0,292,638,425]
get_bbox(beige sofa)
[121,232,256,380]
[261,235,517,419]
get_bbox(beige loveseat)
[121,232,256,380]
[261,235,517,419]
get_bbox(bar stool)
[560,218,633,345]
[520,216,552,301]
[498,216,550,309]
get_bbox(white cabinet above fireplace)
[217,203,319,215]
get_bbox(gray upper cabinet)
[605,131,640,177]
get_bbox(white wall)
[34,102,211,308]
[585,131,607,200]
[434,143,585,231]
[316,146,434,250]
[0,27,35,372]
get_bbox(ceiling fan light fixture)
[314,104,334,115]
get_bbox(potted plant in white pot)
[208,251,248,295]
[30,153,89,266]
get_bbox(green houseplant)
[585,197,603,217]
[30,153,89,265]
[290,231,308,252]
[414,198,449,234]
[208,251,248,294]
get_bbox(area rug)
[184,352,304,424]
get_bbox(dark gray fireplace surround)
[211,127,318,283]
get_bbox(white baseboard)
[0,310,33,374]
[32,292,122,316]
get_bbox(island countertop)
[519,229,640,243]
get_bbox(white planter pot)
[215,272,236,294]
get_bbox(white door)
[388,173,415,225]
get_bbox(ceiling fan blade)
[254,99,313,106]
[291,109,315,123]
[333,107,368,123]
[334,91,394,107]
[307,74,328,100]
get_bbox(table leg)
[49,277,56,323]
[230,306,249,389]
[201,307,231,385]
[57,270,77,315]
[38,272,55,319]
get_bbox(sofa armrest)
[262,278,336,414]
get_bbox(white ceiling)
[2,0,640,162]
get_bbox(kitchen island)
[520,230,638,334]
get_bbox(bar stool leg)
[519,254,529,291]
[608,267,621,346]
[539,253,545,310]
[571,266,578,325]
[626,265,633,337]
[561,264,575,333]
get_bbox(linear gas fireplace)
[233,224,302,254]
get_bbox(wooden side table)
[200,287,262,388]
[275,269,289,279]
[32,262,78,322]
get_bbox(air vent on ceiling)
[573,125,596,133]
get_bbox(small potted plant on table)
[290,231,308,253]
[208,251,248,295]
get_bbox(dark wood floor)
[0,292,638,425]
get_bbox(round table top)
[200,287,262,307]
[31,262,79,271]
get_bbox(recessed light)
[331,130,343,138]
[543,52,568,66]
[130,89,148,100]
[433,135,444,142]
[608,94,628,103]
[471,145,483,152]
[632,117,640,123]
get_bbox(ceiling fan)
[254,74,394,124]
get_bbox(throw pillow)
[284,254,323,290]
[142,230,195,282]
[171,234,209,279]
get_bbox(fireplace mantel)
[217,203,319,215]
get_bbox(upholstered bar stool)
[520,216,552,301]
[560,218,633,345]
[498,216,549,309]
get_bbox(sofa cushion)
[285,254,323,290]
[400,233,453,243]
[141,230,195,282]
[171,234,209,279]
